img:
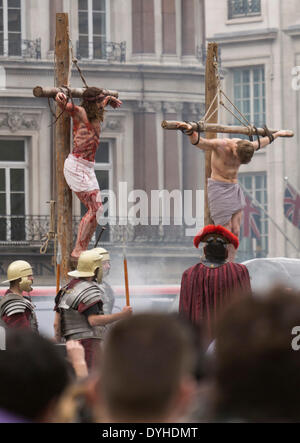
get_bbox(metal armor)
[0,293,38,332]
[58,280,105,341]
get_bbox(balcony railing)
[228,0,261,19]
[0,38,41,59]
[0,215,198,247]
[76,40,126,62]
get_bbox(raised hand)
[102,96,122,109]
[55,92,67,105]
[122,306,133,318]
[178,121,194,135]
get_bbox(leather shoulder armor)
[0,293,34,317]
[58,280,103,311]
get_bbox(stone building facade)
[1,0,298,287]
[0,0,207,285]
[205,0,300,260]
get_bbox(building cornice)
[208,28,278,45]
[0,59,206,77]
[283,25,300,38]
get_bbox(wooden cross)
[32,13,118,282]
[161,42,294,225]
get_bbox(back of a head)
[100,313,196,422]
[214,287,300,422]
[236,140,254,164]
[0,329,70,421]
[204,241,228,261]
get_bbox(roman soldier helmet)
[94,247,110,262]
[68,249,103,283]
[2,260,33,283]
[2,260,33,292]
[194,225,239,249]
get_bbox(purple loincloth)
[207,178,246,226]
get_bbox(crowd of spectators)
[1,285,300,423]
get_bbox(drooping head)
[81,87,106,122]
[236,140,255,164]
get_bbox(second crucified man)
[55,88,122,261]
[179,123,289,261]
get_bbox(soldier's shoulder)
[0,294,32,316]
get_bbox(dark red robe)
[179,261,251,338]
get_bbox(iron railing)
[228,0,261,19]
[76,40,126,62]
[0,215,199,247]
[0,38,41,59]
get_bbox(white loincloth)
[64,154,99,192]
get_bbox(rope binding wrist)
[192,121,201,145]
[263,124,274,144]
[180,121,194,135]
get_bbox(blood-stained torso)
[72,120,101,163]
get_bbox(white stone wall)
[205,0,300,258]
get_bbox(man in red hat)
[179,225,251,338]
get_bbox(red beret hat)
[194,225,239,250]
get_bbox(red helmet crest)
[194,225,239,249]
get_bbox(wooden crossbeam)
[33,86,119,99]
[161,120,294,137]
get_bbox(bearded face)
[102,260,110,278]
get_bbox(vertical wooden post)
[55,13,72,281]
[204,42,219,225]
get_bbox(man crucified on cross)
[179,122,290,261]
[55,87,122,260]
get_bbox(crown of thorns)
[194,225,239,249]
[82,94,106,102]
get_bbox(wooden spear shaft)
[33,86,119,99]
[161,120,294,137]
[123,254,130,307]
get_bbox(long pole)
[55,13,72,282]
[123,251,130,307]
[205,43,219,225]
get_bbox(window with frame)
[238,172,268,261]
[78,0,107,60]
[228,0,261,20]
[233,66,265,128]
[0,0,22,56]
[80,141,112,242]
[0,139,27,242]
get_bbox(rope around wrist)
[192,122,201,145]
[263,124,274,144]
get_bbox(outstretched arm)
[188,132,228,151]
[178,122,227,152]
[252,130,290,151]
[88,305,132,327]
